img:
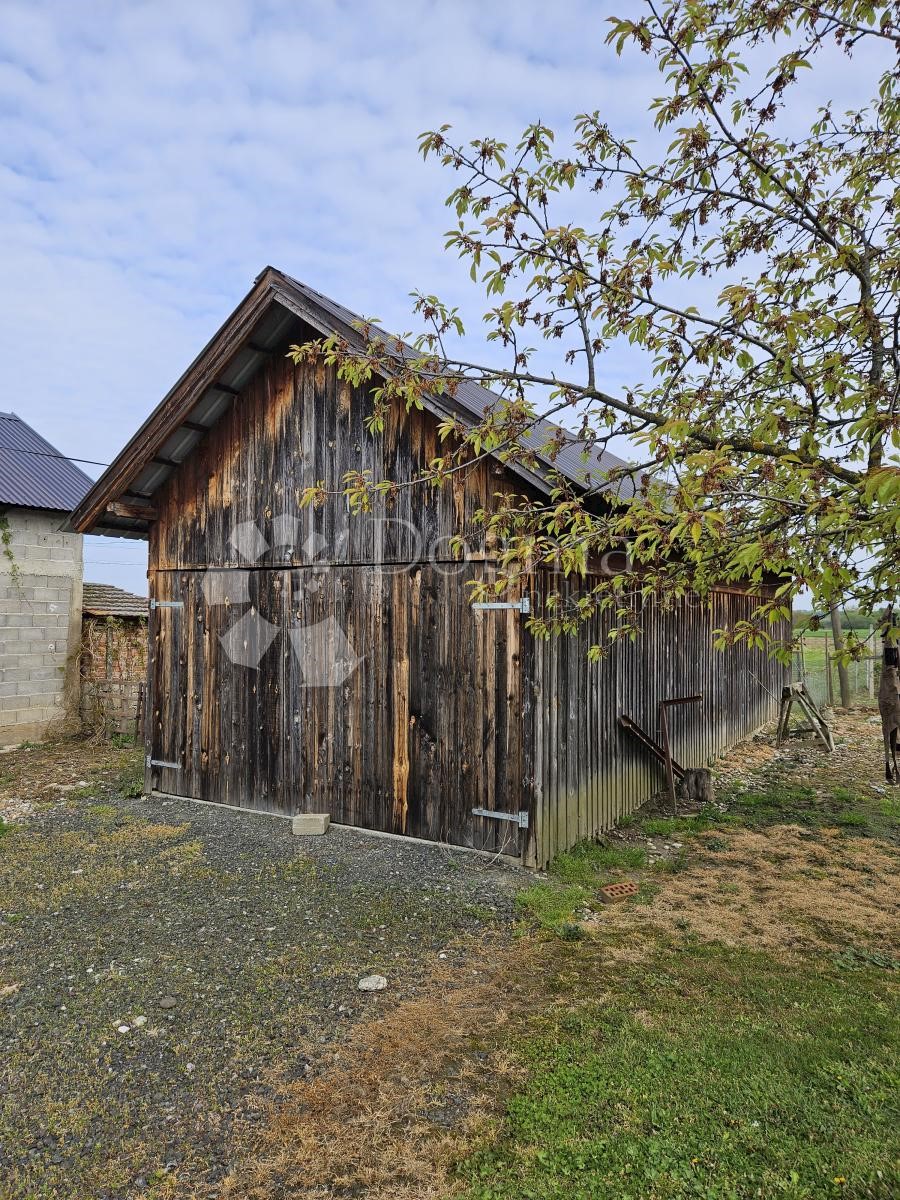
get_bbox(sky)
[0,1,885,594]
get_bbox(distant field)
[793,627,878,707]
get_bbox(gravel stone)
[357,974,388,992]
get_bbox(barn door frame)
[469,592,533,859]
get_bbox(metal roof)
[0,411,94,512]
[70,267,637,536]
[82,582,148,618]
[278,273,637,499]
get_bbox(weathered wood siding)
[144,339,786,866]
[523,578,788,867]
[149,348,516,572]
[147,562,526,854]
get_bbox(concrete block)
[0,667,29,681]
[292,812,330,836]
[4,613,33,628]
[17,679,60,696]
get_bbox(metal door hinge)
[472,597,531,614]
[150,599,184,610]
[147,755,181,770]
[472,807,530,829]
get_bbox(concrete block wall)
[0,507,83,745]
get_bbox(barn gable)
[69,267,632,542]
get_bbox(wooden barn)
[69,268,786,867]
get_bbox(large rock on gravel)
[357,974,388,992]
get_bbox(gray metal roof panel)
[0,411,94,511]
[277,273,636,500]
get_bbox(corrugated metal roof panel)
[0,411,94,511]
[278,273,636,500]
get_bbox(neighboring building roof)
[68,267,636,537]
[0,411,94,512]
[82,582,148,619]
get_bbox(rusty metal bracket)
[659,695,703,815]
[618,714,687,779]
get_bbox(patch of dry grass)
[0,736,142,823]
[592,824,900,955]
[213,939,545,1200]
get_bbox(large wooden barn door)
[285,564,528,856]
[146,571,191,798]
[144,564,528,854]
[402,566,528,856]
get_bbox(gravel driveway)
[0,748,522,1199]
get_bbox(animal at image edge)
[877,664,900,784]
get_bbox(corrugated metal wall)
[525,580,788,867]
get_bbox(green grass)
[551,842,648,884]
[517,842,649,933]
[639,812,717,838]
[718,782,897,840]
[459,941,900,1200]
[118,755,145,798]
[516,883,587,931]
[634,782,897,843]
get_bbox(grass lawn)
[459,941,897,1199]
[454,724,900,1200]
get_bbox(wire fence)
[793,629,881,710]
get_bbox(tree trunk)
[830,607,852,708]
